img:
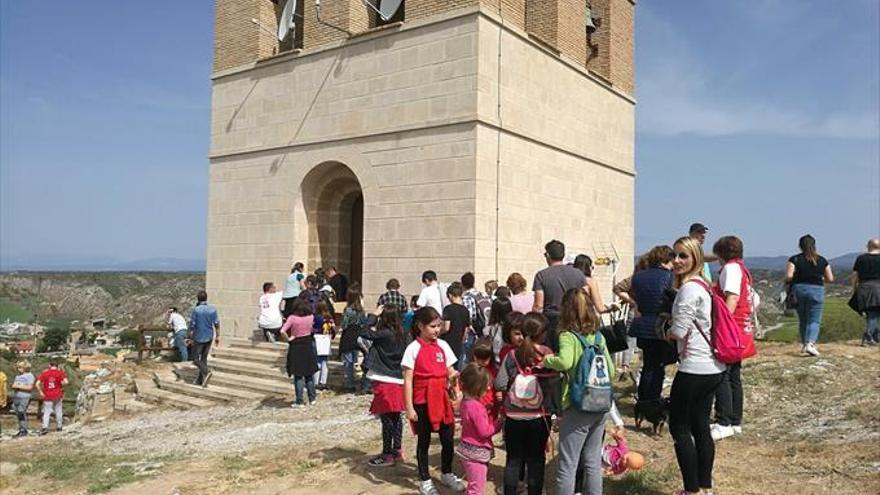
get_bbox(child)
[457,363,502,495]
[403,295,418,334]
[495,312,559,495]
[485,299,514,364]
[258,282,284,342]
[442,282,471,370]
[361,304,407,467]
[280,297,319,407]
[11,360,36,437]
[312,302,336,390]
[498,312,525,365]
[602,429,644,476]
[471,342,499,422]
[403,306,467,495]
[36,358,68,435]
[340,287,369,393]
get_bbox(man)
[533,239,590,351]
[36,358,68,435]
[852,238,880,346]
[258,282,284,342]
[377,278,408,315]
[689,222,716,282]
[166,307,190,362]
[325,266,349,301]
[416,270,448,313]
[189,290,220,387]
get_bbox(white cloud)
[636,5,880,140]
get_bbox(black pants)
[282,297,297,318]
[503,417,549,495]
[380,413,403,455]
[714,361,743,426]
[637,338,671,402]
[192,341,212,385]
[669,371,723,492]
[414,403,454,481]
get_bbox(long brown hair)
[799,234,818,265]
[515,312,547,366]
[558,288,598,335]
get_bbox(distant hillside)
[0,272,206,327]
[745,252,859,271]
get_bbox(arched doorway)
[301,162,364,286]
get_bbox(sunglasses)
[674,252,690,260]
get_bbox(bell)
[585,3,599,34]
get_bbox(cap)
[689,223,708,234]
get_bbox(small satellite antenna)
[361,0,403,22]
[278,0,298,41]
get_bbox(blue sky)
[1,1,877,269]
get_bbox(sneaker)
[291,402,305,408]
[367,454,395,467]
[202,371,213,388]
[392,450,404,462]
[805,343,820,357]
[711,424,735,441]
[38,429,49,436]
[12,431,28,439]
[439,472,467,492]
[56,427,62,433]
[307,399,317,406]
[732,425,742,434]
[419,479,440,495]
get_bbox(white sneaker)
[439,473,467,492]
[419,480,440,495]
[733,425,742,434]
[711,424,735,441]
[805,342,820,356]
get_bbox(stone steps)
[172,365,292,397]
[134,379,215,410]
[153,371,267,404]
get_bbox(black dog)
[634,398,669,436]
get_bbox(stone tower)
[209,0,635,337]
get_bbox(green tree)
[37,327,71,352]
[117,329,141,348]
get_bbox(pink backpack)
[689,279,746,364]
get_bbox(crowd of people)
[161,228,880,495]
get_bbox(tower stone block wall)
[209,3,635,336]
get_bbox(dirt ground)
[1,341,878,495]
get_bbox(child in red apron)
[403,306,467,495]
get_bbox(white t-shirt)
[401,338,458,370]
[168,313,188,332]
[416,283,449,313]
[258,292,284,328]
[718,263,742,296]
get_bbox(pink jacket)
[460,398,501,449]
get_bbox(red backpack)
[689,279,747,364]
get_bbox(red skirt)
[370,381,405,415]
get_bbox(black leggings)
[503,417,549,495]
[714,361,743,426]
[414,403,454,481]
[669,371,723,492]
[380,413,403,455]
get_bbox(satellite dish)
[278,0,297,41]
[377,0,403,21]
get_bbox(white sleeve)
[438,339,458,368]
[719,264,742,296]
[608,401,624,427]
[401,341,420,369]
[670,283,701,340]
[416,288,429,308]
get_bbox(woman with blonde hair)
[667,236,725,495]
[506,272,534,314]
[543,288,615,495]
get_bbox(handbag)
[599,309,629,354]
[784,284,798,310]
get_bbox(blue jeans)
[864,310,880,343]
[173,330,189,362]
[293,375,316,404]
[459,330,476,371]
[342,350,359,390]
[794,284,825,344]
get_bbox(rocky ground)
[1,341,878,495]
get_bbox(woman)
[628,245,675,404]
[710,236,754,441]
[667,236,725,495]
[785,234,833,356]
[280,297,319,407]
[573,254,615,314]
[282,262,305,317]
[543,288,614,495]
[506,272,534,314]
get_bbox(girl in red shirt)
[403,307,466,495]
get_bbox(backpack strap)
[685,278,714,347]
